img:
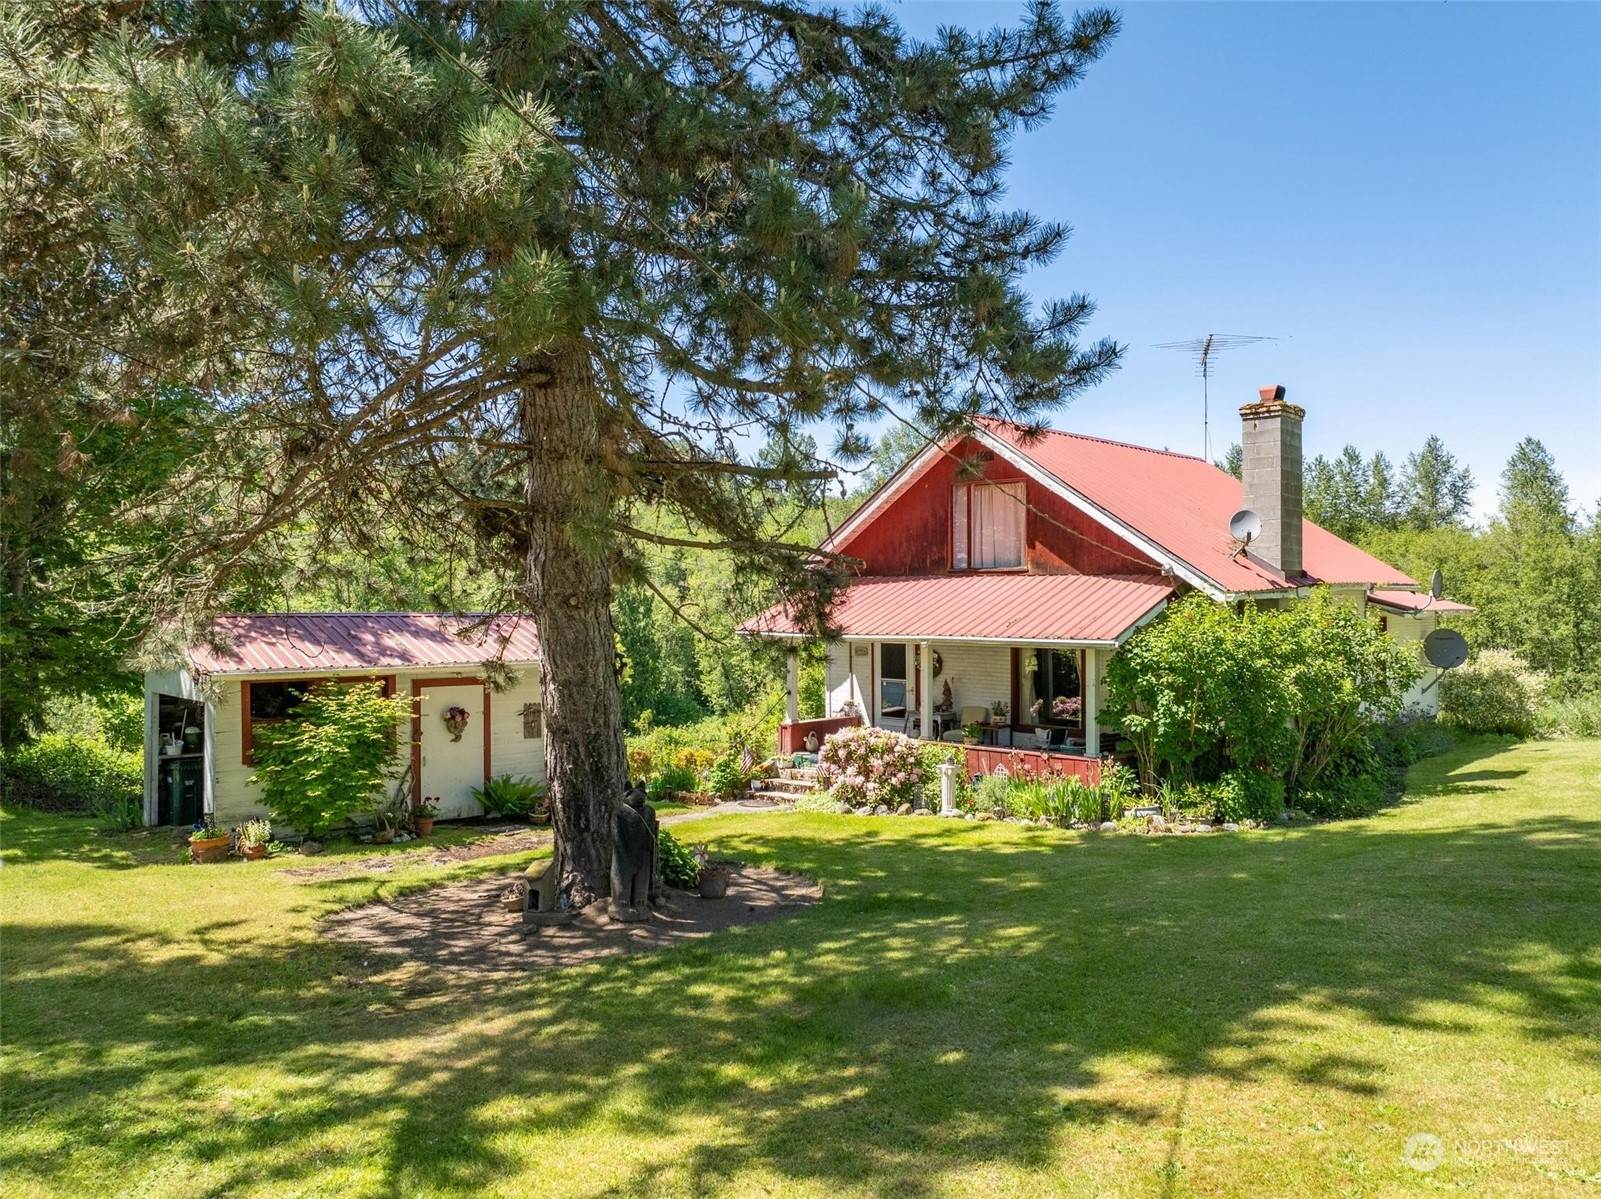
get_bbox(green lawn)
[3,738,1598,1198]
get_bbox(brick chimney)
[1238,385,1305,578]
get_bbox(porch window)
[1022,649,1083,727]
[952,481,1025,570]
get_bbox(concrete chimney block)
[1238,386,1305,578]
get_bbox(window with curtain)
[951,480,1025,570]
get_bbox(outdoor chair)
[940,705,991,742]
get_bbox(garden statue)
[937,679,954,712]
[608,785,658,923]
[804,731,819,753]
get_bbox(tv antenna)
[1154,333,1280,461]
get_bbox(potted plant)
[991,700,1009,722]
[236,818,272,860]
[412,796,439,836]
[962,722,984,746]
[692,843,733,898]
[188,818,230,864]
[469,774,547,822]
[371,793,404,843]
[698,862,733,898]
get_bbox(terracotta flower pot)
[241,842,267,860]
[189,834,230,864]
[413,816,435,836]
[697,867,732,899]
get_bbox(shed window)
[242,675,394,765]
[952,481,1025,570]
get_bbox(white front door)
[417,682,487,819]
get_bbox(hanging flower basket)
[442,705,471,742]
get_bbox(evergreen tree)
[1364,451,1401,532]
[1400,435,1475,530]
[1306,445,1398,539]
[1216,442,1243,480]
[3,2,1121,902]
[1484,439,1584,680]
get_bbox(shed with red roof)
[141,612,544,830]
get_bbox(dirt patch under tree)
[321,865,821,974]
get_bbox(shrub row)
[0,733,143,825]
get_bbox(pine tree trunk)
[519,346,626,908]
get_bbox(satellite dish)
[1423,628,1469,671]
[1229,509,1262,545]
[1430,568,1444,600]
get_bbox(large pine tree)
[3,1,1121,902]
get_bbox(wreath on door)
[913,646,944,677]
[442,705,471,742]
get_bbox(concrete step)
[776,767,818,781]
[752,777,818,796]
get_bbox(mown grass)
[2,737,1598,1197]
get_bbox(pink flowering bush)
[816,725,925,809]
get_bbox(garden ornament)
[608,785,658,923]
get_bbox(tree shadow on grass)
[0,810,189,869]
[5,785,1599,1197]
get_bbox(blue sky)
[891,2,1601,520]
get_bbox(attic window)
[952,481,1025,570]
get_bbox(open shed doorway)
[152,694,206,826]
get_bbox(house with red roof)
[744,387,1469,780]
[141,612,543,828]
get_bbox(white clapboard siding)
[206,667,548,828]
[488,675,547,784]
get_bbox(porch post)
[1084,647,1101,757]
[785,646,800,724]
[919,640,934,741]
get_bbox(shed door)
[417,683,487,819]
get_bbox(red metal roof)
[743,574,1173,644]
[975,419,1417,595]
[1367,590,1475,614]
[185,612,540,675]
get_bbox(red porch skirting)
[777,715,862,755]
[962,745,1101,785]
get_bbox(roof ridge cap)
[976,416,1211,463]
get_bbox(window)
[879,643,908,720]
[952,481,1026,570]
[242,675,394,764]
[1022,649,1083,727]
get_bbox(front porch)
[771,710,1102,786]
[775,635,1110,785]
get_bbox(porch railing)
[776,714,862,755]
[962,745,1101,785]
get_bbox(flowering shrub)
[816,726,925,808]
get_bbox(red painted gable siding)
[835,439,1161,577]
